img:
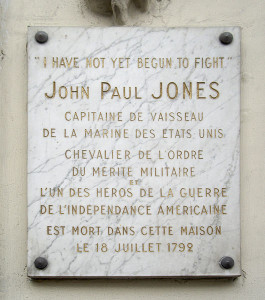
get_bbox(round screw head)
[35,31,48,44]
[34,257,48,270]
[219,32,233,45]
[219,256,234,269]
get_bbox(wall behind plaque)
[0,0,264,299]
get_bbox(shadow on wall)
[28,276,242,293]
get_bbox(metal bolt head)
[34,257,48,270]
[219,256,234,269]
[35,31,48,44]
[219,32,233,45]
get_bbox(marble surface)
[27,27,240,278]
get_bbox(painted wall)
[0,0,264,299]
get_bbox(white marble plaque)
[28,27,241,278]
